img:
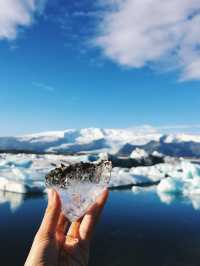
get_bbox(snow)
[130,148,148,159]
[1,128,200,157]
[0,128,162,154]
[163,134,200,143]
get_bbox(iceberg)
[130,148,148,159]
[0,176,45,194]
[157,178,183,194]
[109,167,156,188]
[0,154,76,194]
[0,151,200,205]
[157,161,200,207]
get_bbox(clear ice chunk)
[45,160,112,222]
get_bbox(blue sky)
[0,0,200,136]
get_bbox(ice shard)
[45,160,112,221]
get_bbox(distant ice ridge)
[1,127,200,157]
[0,127,161,154]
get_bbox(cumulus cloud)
[0,0,46,40]
[94,0,200,81]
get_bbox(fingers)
[56,212,69,245]
[67,220,81,239]
[57,212,69,235]
[79,189,109,242]
[38,189,61,238]
[64,220,81,251]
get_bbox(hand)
[25,188,109,266]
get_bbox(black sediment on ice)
[45,160,112,188]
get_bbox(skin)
[25,188,109,266]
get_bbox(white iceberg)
[157,161,200,207]
[1,152,200,202]
[0,154,89,194]
[130,148,148,159]
[109,165,164,188]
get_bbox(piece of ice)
[156,161,200,209]
[157,177,183,194]
[56,183,106,222]
[130,148,148,159]
[46,160,112,222]
[152,151,163,157]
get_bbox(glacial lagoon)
[1,189,200,266]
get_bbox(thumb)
[38,189,61,238]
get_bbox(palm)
[56,219,90,266]
[58,239,89,266]
[38,232,89,266]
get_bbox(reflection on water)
[1,185,200,213]
[157,190,176,204]
[0,191,25,212]
[0,190,47,212]
[132,185,200,211]
[1,185,200,214]
[156,189,200,210]
[1,189,200,266]
[187,195,200,210]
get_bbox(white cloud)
[32,82,55,92]
[94,0,200,81]
[129,124,200,134]
[0,0,46,40]
[157,124,200,134]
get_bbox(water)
[1,189,200,266]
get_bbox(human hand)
[25,188,109,266]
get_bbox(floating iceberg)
[157,161,200,209]
[0,177,41,194]
[0,154,83,194]
[0,152,200,202]
[0,153,111,194]
[157,161,200,195]
[109,167,156,187]
[130,148,148,159]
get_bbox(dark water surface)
[1,189,200,266]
